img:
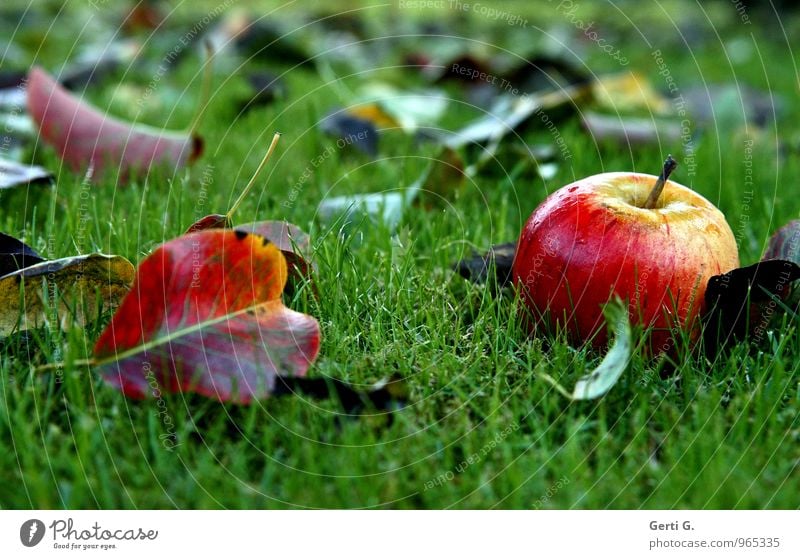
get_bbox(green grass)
[1,0,799,509]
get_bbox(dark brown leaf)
[703,259,800,349]
[0,232,45,277]
[239,71,286,113]
[416,147,466,205]
[272,375,408,414]
[185,214,230,234]
[502,55,589,94]
[454,242,516,288]
[320,110,378,156]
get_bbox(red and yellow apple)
[512,167,739,353]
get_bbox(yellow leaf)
[0,254,134,337]
[592,72,672,115]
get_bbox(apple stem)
[226,132,282,220]
[643,155,677,209]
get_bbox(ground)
[1,0,798,508]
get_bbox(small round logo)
[20,519,45,547]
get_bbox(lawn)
[1,0,798,509]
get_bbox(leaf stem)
[643,154,677,209]
[226,132,282,220]
[35,358,96,373]
[537,371,573,400]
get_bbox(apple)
[512,157,739,353]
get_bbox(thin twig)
[226,132,282,220]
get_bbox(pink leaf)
[27,67,202,183]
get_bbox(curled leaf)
[27,67,203,183]
[316,148,457,232]
[570,301,632,400]
[318,191,408,232]
[94,229,321,404]
[581,111,681,146]
[442,85,584,150]
[0,157,53,189]
[347,103,400,129]
[0,254,134,337]
[355,84,448,132]
[539,300,632,400]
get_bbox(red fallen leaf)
[236,220,313,279]
[93,229,320,403]
[763,219,800,264]
[27,66,203,183]
[121,0,166,32]
[182,135,313,291]
[185,214,229,233]
[187,218,314,294]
